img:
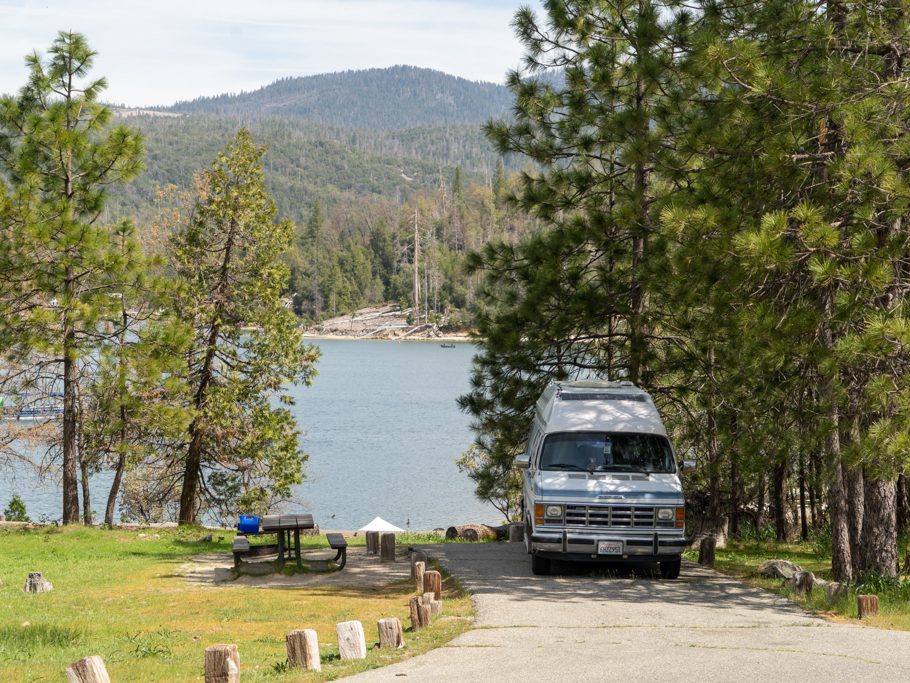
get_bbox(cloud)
[0,0,537,106]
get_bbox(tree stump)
[23,572,53,593]
[380,533,396,562]
[421,592,442,616]
[365,531,380,555]
[509,523,525,543]
[857,594,879,619]
[378,617,405,649]
[414,561,426,593]
[65,656,111,683]
[410,551,427,578]
[336,620,367,660]
[826,582,848,603]
[698,537,716,566]
[286,629,320,671]
[204,644,240,683]
[791,571,815,595]
[423,570,442,600]
[409,595,431,630]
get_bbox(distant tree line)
[462,0,910,581]
[0,33,317,526]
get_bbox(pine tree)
[172,130,319,525]
[0,32,143,524]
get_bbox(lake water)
[0,340,497,530]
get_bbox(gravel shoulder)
[348,542,910,682]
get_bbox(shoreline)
[302,332,474,343]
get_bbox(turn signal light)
[675,506,685,528]
[534,503,544,525]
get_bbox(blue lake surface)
[0,340,498,530]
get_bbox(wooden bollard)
[204,644,240,683]
[336,620,367,660]
[378,617,405,649]
[366,531,380,555]
[857,594,879,619]
[380,533,396,562]
[409,595,431,630]
[509,523,525,543]
[791,571,814,595]
[410,551,427,578]
[827,582,848,603]
[286,629,321,671]
[698,536,716,566]
[422,591,442,616]
[66,656,111,683]
[24,572,53,593]
[414,561,426,593]
[423,570,442,600]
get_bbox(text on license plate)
[597,541,622,555]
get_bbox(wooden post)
[366,531,380,555]
[410,551,427,578]
[509,523,525,543]
[698,537,716,566]
[409,595,430,630]
[380,533,396,562]
[23,572,53,593]
[827,582,848,603]
[791,571,814,595]
[336,620,367,660]
[204,644,240,683]
[65,656,111,683]
[378,617,405,649]
[422,592,442,616]
[286,629,321,671]
[414,561,426,593]
[423,570,442,600]
[857,594,879,619]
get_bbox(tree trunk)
[756,474,766,531]
[846,466,865,577]
[773,461,787,542]
[798,451,808,541]
[859,475,897,577]
[826,400,852,582]
[897,473,909,537]
[62,311,80,524]
[730,458,740,539]
[104,452,126,527]
[80,455,92,526]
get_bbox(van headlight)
[657,508,674,521]
[545,505,563,519]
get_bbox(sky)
[0,0,540,108]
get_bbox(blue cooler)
[237,515,260,534]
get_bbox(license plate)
[597,541,622,555]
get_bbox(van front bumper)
[530,530,686,562]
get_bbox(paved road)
[350,543,910,682]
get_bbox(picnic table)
[233,513,348,570]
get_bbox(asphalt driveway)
[349,542,910,682]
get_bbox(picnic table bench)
[233,514,347,571]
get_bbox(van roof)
[535,381,666,436]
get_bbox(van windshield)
[539,432,675,474]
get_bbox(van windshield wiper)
[545,463,586,471]
[598,465,650,474]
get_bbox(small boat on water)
[440,343,456,349]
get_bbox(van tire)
[659,558,681,580]
[531,554,551,576]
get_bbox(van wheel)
[531,554,551,576]
[659,558,681,580]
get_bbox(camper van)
[515,381,688,577]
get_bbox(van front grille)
[564,505,655,528]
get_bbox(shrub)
[3,495,29,522]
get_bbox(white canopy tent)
[358,516,404,532]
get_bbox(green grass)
[687,539,910,630]
[0,526,473,681]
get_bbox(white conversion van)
[515,381,688,577]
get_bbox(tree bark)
[798,450,808,541]
[846,466,865,577]
[62,305,80,524]
[859,475,897,577]
[773,461,787,542]
[104,452,126,527]
[80,455,92,526]
[730,458,740,539]
[826,400,852,582]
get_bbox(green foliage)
[3,496,29,522]
[170,130,320,523]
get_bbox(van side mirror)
[680,460,696,473]
[514,453,530,470]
